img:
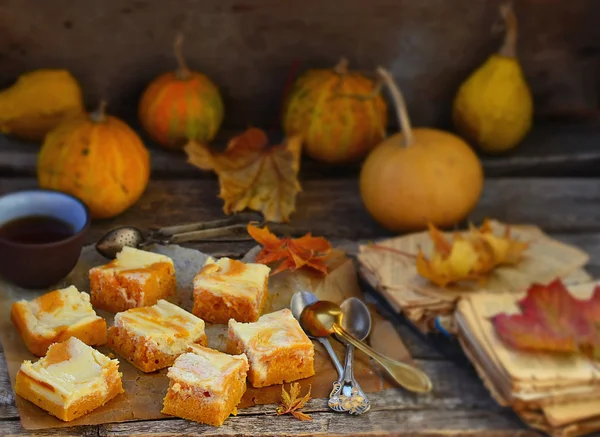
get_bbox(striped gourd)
[282,58,387,164]
[139,34,224,150]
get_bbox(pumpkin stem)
[90,100,108,123]
[376,67,414,147]
[498,0,517,58]
[333,57,349,75]
[174,32,191,79]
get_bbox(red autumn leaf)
[247,224,331,276]
[492,278,600,359]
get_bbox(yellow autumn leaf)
[416,220,529,287]
[275,383,312,421]
[184,128,302,223]
[478,219,528,265]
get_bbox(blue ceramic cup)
[0,189,90,289]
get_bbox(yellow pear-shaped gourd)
[0,69,84,141]
[452,2,533,154]
[360,69,484,232]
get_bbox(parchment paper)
[357,220,591,333]
[0,244,411,430]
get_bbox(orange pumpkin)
[359,69,483,232]
[37,101,151,219]
[139,33,224,150]
[282,58,387,164]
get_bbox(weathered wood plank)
[100,409,532,437]
[4,178,600,239]
[0,355,501,419]
[0,409,535,437]
[480,122,600,177]
[0,422,100,436]
[0,351,16,419]
[0,177,388,241]
[471,180,600,233]
[2,123,600,179]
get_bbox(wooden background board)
[0,0,598,129]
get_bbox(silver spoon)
[290,291,344,405]
[300,300,433,393]
[96,213,264,259]
[328,297,371,415]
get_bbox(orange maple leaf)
[247,224,331,276]
[492,278,600,359]
[184,128,302,223]
[416,219,529,287]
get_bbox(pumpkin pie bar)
[15,337,123,422]
[89,246,176,313]
[192,256,270,324]
[162,344,249,426]
[108,299,207,373]
[227,308,315,387]
[11,285,107,357]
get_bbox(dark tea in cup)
[0,215,75,244]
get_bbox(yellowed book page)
[457,304,600,408]
[465,282,600,383]
[456,315,513,404]
[543,400,600,428]
[459,298,578,391]
[562,268,593,285]
[358,221,589,318]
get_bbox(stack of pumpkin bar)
[456,280,600,437]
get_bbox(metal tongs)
[95,212,266,259]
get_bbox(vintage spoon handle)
[314,337,349,414]
[163,224,255,243]
[316,337,344,379]
[332,324,433,393]
[151,212,263,236]
[337,344,371,415]
[149,218,297,243]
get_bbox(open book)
[357,220,590,333]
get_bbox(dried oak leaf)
[275,383,312,421]
[492,278,600,359]
[416,219,529,287]
[248,223,331,276]
[184,128,302,223]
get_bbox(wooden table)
[2,123,600,436]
